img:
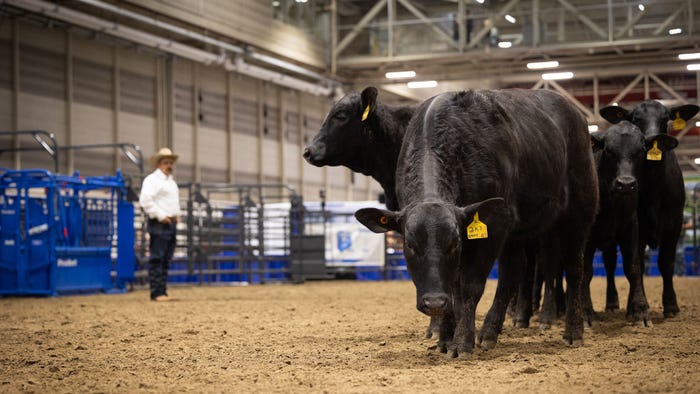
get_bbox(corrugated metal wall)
[0,19,382,205]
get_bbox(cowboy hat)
[150,147,179,168]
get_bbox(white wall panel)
[120,113,156,157]
[285,144,301,181]
[72,103,113,145]
[18,23,64,52]
[173,121,194,182]
[232,133,259,176]
[197,126,227,177]
[73,36,113,67]
[262,139,280,180]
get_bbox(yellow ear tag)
[361,104,370,121]
[673,112,686,131]
[466,212,488,240]
[647,140,662,161]
[379,216,388,225]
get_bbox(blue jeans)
[148,219,176,299]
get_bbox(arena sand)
[1,276,698,393]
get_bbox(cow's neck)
[349,104,412,196]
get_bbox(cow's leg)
[532,264,544,312]
[555,267,566,317]
[657,233,680,317]
[581,241,596,325]
[559,224,587,346]
[513,244,537,328]
[602,246,620,312]
[478,243,525,350]
[538,237,560,329]
[425,316,441,339]
[619,230,649,325]
[448,259,491,358]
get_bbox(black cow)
[355,89,598,357]
[600,101,698,317]
[303,87,414,211]
[585,121,679,325]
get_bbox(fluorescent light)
[669,28,682,35]
[687,64,700,71]
[588,125,599,132]
[695,158,700,165]
[696,121,700,127]
[505,14,516,24]
[680,53,700,60]
[272,1,280,6]
[475,0,484,3]
[498,41,512,48]
[542,72,574,80]
[612,102,619,106]
[527,60,559,69]
[407,80,438,89]
[385,70,416,79]
[638,4,645,11]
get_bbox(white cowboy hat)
[150,147,179,168]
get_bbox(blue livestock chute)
[0,169,135,296]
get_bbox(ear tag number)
[379,215,388,225]
[673,112,686,131]
[361,104,370,121]
[647,140,662,161]
[467,212,488,240]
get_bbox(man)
[139,147,180,302]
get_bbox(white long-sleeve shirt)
[139,168,181,221]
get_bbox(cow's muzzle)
[613,176,637,195]
[302,144,325,166]
[419,293,450,316]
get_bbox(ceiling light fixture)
[588,125,599,132]
[527,60,559,69]
[505,14,516,24]
[669,28,682,35]
[687,64,700,71]
[638,4,645,11]
[542,72,573,80]
[385,70,416,79]
[498,41,512,48]
[407,80,438,89]
[679,53,700,60]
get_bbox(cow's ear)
[459,197,511,240]
[670,104,700,121]
[360,87,378,122]
[355,207,399,233]
[645,134,678,152]
[600,106,630,124]
[590,131,606,153]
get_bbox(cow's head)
[303,87,378,167]
[600,101,699,137]
[591,121,678,206]
[355,198,509,317]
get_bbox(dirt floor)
[0,276,698,394]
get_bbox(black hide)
[599,100,698,317]
[356,89,598,357]
[303,87,414,210]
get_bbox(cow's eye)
[334,112,347,121]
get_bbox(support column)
[11,19,19,169]
[113,46,121,172]
[65,31,74,174]
[192,63,200,182]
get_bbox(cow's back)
[396,89,594,236]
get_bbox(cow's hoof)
[479,339,497,350]
[664,311,677,318]
[605,306,619,313]
[539,322,551,330]
[513,319,529,328]
[563,333,583,347]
